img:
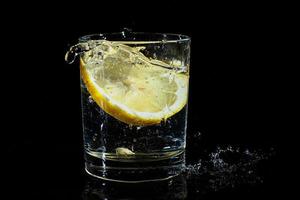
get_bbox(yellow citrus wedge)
[80,42,188,126]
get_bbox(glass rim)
[78,32,191,44]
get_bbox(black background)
[2,2,290,199]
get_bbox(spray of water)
[183,144,275,194]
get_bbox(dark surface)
[2,3,288,199]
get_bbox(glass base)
[84,151,185,183]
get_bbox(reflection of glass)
[66,32,191,182]
[82,174,187,200]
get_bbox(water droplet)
[88,96,94,103]
[128,124,133,130]
[245,149,251,155]
[153,53,157,59]
[121,27,132,39]
[121,31,126,38]
[195,131,202,137]
[162,34,167,42]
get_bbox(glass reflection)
[83,174,187,200]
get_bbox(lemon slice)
[80,41,188,126]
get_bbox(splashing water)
[183,144,276,193]
[65,39,187,73]
[65,40,104,64]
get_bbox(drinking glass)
[72,32,190,182]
